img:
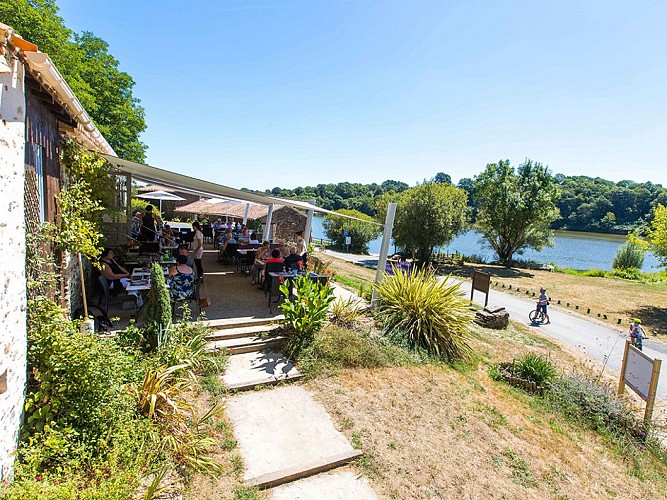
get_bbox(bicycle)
[529,308,546,324]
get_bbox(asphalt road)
[324,250,667,403]
[456,279,667,402]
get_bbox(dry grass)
[304,324,667,499]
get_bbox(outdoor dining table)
[126,279,151,292]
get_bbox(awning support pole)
[243,203,250,225]
[371,202,397,307]
[265,203,274,241]
[304,199,315,246]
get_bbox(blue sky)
[57,0,667,190]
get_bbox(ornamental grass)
[375,265,474,362]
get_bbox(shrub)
[610,267,643,281]
[513,353,557,386]
[546,373,649,443]
[322,209,382,254]
[22,297,142,471]
[330,296,364,328]
[375,265,474,361]
[144,262,172,350]
[280,276,336,358]
[612,240,645,270]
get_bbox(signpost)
[470,270,491,307]
[344,230,351,252]
[618,340,662,421]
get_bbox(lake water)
[310,216,661,272]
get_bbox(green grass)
[296,324,428,378]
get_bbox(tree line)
[313,160,667,269]
[269,173,666,236]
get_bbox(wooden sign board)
[618,340,662,421]
[471,270,491,307]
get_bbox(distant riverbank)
[311,217,660,272]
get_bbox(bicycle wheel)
[529,310,543,324]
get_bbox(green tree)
[644,204,667,266]
[473,159,559,267]
[383,182,469,263]
[322,209,382,254]
[1,0,147,161]
[144,262,172,350]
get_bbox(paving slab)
[225,386,362,487]
[270,470,377,499]
[222,350,302,390]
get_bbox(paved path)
[326,251,667,403]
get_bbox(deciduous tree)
[473,159,559,267]
[381,182,469,263]
[323,209,382,254]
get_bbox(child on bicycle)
[536,287,551,324]
[629,318,648,350]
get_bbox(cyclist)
[536,287,551,324]
[629,318,647,350]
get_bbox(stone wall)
[0,55,27,480]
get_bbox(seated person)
[218,232,238,261]
[162,224,175,246]
[177,245,195,269]
[251,241,271,285]
[263,249,285,281]
[213,218,224,231]
[248,232,260,245]
[238,227,251,244]
[99,248,143,306]
[131,211,142,240]
[276,239,290,258]
[168,254,195,301]
[284,246,303,271]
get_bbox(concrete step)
[225,386,363,489]
[207,334,286,355]
[222,349,303,390]
[201,316,283,331]
[206,324,280,341]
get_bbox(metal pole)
[243,203,250,225]
[304,203,315,247]
[265,203,274,241]
[371,202,396,307]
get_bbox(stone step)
[201,316,283,331]
[222,349,303,391]
[206,324,280,341]
[207,335,286,355]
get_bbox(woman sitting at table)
[250,241,271,285]
[168,254,195,301]
[99,248,143,306]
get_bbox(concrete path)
[222,349,302,390]
[225,386,364,489]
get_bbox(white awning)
[103,154,382,225]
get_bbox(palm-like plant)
[375,265,474,361]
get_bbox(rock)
[475,307,509,329]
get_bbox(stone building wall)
[0,55,27,481]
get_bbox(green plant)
[610,267,643,281]
[375,265,474,361]
[280,276,336,358]
[329,296,363,328]
[545,373,650,443]
[514,353,557,385]
[322,208,382,254]
[612,240,645,270]
[144,262,172,350]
